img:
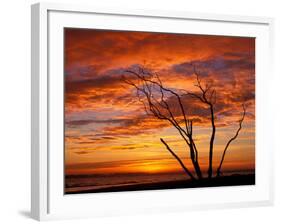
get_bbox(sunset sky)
[64,28,255,178]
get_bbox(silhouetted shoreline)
[65,174,255,194]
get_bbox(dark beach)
[65,174,255,194]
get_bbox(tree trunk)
[208,105,216,179]
[189,143,202,179]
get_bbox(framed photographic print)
[31,2,274,221]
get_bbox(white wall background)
[0,0,279,223]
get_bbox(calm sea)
[65,170,253,193]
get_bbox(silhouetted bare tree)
[124,66,246,180]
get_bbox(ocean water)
[65,170,254,193]
[65,172,189,193]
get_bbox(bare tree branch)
[216,104,246,177]
[125,70,191,144]
[124,68,203,179]
[160,138,196,180]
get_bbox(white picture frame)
[31,2,274,221]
